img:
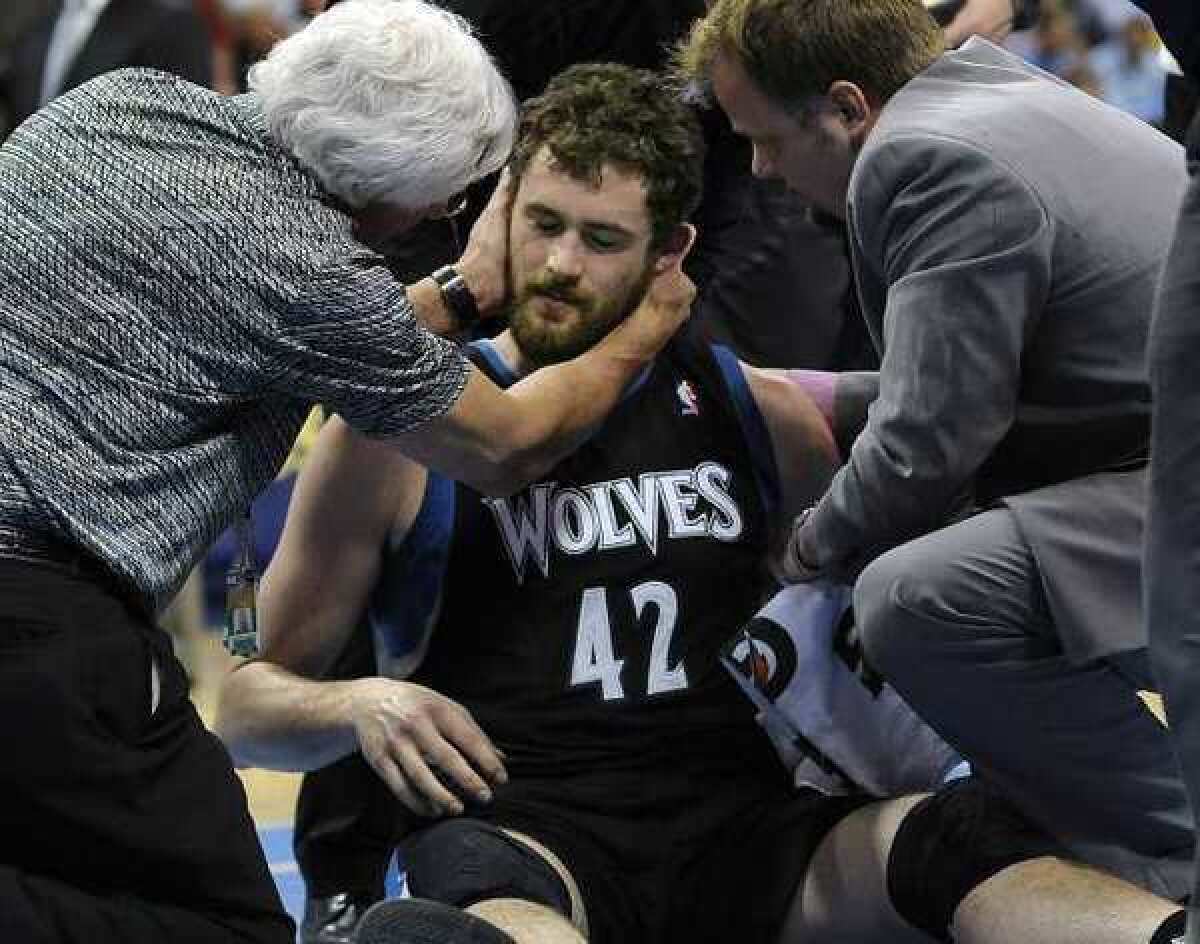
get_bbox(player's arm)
[742,364,839,521]
[774,368,880,463]
[741,365,880,555]
[215,415,420,767]
[215,416,506,816]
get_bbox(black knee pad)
[886,777,1069,942]
[400,818,572,917]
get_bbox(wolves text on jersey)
[483,462,744,583]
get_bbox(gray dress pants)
[856,507,1193,901]
[1147,115,1200,939]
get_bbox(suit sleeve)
[805,132,1053,576]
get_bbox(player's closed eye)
[583,228,628,252]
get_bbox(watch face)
[432,265,458,287]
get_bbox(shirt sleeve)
[806,132,1054,576]
[270,251,470,438]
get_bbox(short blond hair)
[676,0,944,110]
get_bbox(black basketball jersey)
[367,334,788,818]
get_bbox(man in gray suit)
[679,0,1194,908]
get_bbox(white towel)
[721,582,967,797]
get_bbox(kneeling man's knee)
[854,548,933,679]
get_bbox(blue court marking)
[259,826,305,934]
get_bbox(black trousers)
[0,558,293,944]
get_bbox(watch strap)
[431,265,481,330]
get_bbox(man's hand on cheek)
[458,168,517,317]
[612,223,698,361]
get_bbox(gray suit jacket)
[808,39,1187,662]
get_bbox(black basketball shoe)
[302,891,379,944]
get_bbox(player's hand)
[350,678,507,817]
[457,168,516,317]
[610,223,697,363]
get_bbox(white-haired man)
[0,2,692,942]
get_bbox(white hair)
[248,0,516,209]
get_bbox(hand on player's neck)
[492,327,654,396]
[493,330,535,380]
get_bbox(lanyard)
[223,511,259,657]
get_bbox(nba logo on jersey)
[676,379,700,416]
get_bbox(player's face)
[710,49,857,220]
[507,149,658,367]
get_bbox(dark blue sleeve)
[711,344,781,520]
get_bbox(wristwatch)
[431,265,481,330]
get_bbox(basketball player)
[218,63,1185,944]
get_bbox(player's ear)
[651,223,697,273]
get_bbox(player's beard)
[508,264,655,368]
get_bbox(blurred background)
[2,0,1188,144]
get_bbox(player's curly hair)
[509,63,705,249]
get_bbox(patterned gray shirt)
[0,69,469,612]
